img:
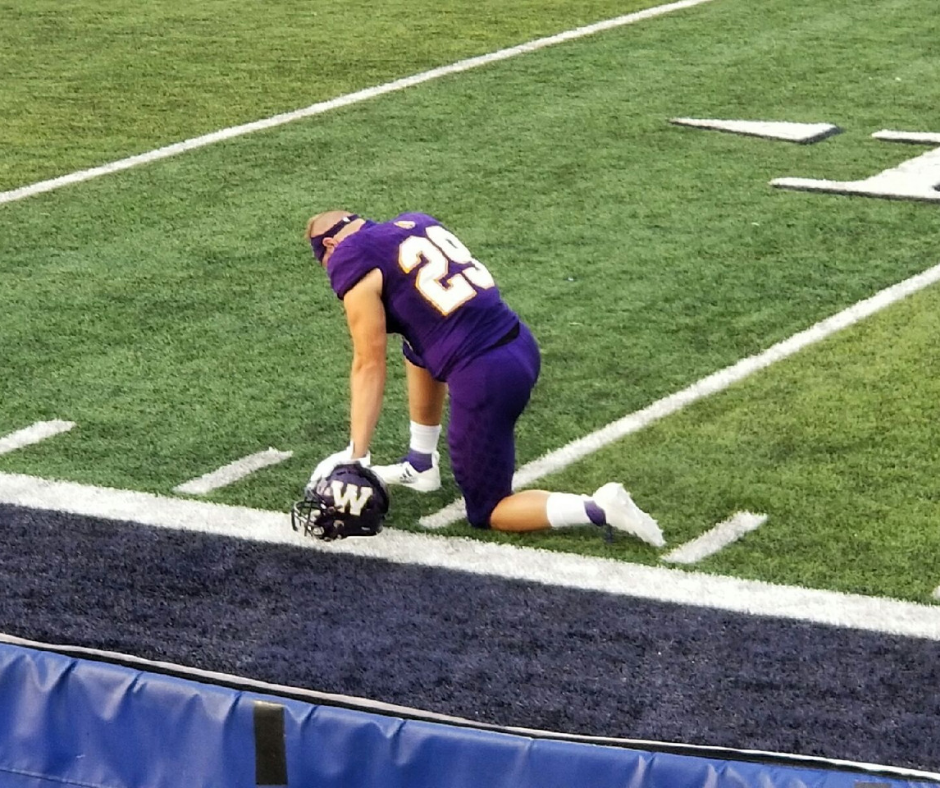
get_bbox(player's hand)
[306,444,371,494]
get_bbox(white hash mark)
[0,421,76,456]
[662,512,767,565]
[174,448,293,495]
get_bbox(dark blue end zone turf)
[0,503,937,772]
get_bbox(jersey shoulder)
[326,213,444,298]
[389,211,440,230]
[326,224,390,299]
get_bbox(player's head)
[306,210,362,266]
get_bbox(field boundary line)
[0,0,716,207]
[422,261,940,528]
[1,470,939,640]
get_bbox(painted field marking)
[173,448,293,495]
[773,129,940,203]
[933,586,940,602]
[874,130,940,145]
[0,0,717,207]
[662,512,767,565]
[421,260,940,529]
[1,470,939,640]
[670,118,841,144]
[0,421,75,456]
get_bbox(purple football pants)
[446,323,541,528]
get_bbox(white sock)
[410,421,441,454]
[546,492,591,528]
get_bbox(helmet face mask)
[291,462,390,541]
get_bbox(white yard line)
[662,512,767,565]
[173,448,293,495]
[0,0,716,207]
[421,261,940,528]
[1,470,939,640]
[0,421,75,456]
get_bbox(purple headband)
[310,214,360,263]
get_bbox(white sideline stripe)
[421,261,940,529]
[0,0,716,207]
[1,470,940,640]
[662,512,767,565]
[173,448,293,495]
[0,421,76,456]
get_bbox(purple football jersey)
[327,213,520,380]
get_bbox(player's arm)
[342,268,387,460]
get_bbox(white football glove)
[305,443,371,495]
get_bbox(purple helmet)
[291,462,390,541]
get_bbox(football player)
[303,209,664,546]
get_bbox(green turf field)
[2,0,938,602]
[0,0,656,190]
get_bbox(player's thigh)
[447,336,539,527]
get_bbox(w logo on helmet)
[291,462,390,541]
[330,480,374,516]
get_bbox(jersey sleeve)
[326,240,380,300]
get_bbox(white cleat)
[371,451,441,493]
[593,482,665,547]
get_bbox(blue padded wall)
[0,643,933,788]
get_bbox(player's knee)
[468,513,492,530]
[465,500,495,530]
